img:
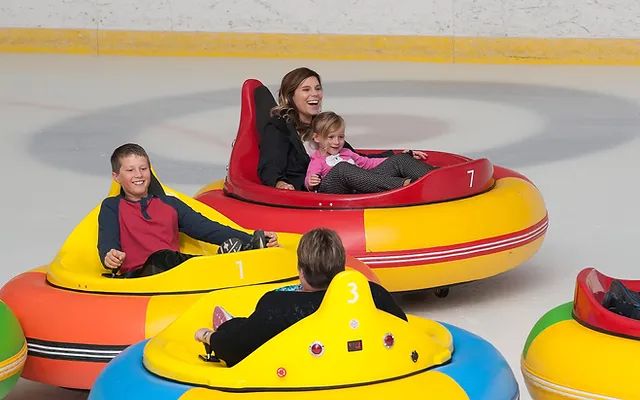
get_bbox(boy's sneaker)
[218,231,266,254]
[242,230,266,251]
[217,238,244,254]
[213,306,233,330]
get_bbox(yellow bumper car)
[90,271,520,399]
[0,173,372,389]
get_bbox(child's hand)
[265,232,279,247]
[404,150,428,160]
[104,249,126,270]
[308,174,322,187]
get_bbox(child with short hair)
[305,112,434,194]
[194,228,406,366]
[98,143,278,278]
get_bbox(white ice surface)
[1,54,639,399]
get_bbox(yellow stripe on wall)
[455,36,640,65]
[0,28,97,55]
[2,27,640,65]
[98,30,454,62]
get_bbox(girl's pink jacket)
[305,148,386,189]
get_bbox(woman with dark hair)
[258,67,324,190]
[258,67,429,191]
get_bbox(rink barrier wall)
[1,28,640,65]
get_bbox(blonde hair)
[271,67,322,139]
[297,228,346,289]
[310,111,345,143]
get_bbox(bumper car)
[0,299,26,398]
[90,271,519,400]
[0,172,376,390]
[522,267,640,399]
[195,79,548,292]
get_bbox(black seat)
[602,280,640,320]
[254,85,277,141]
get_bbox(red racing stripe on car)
[356,215,548,268]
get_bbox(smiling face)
[113,154,151,201]
[310,112,346,157]
[314,127,346,156]
[292,76,323,123]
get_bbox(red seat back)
[574,267,640,339]
[226,79,269,187]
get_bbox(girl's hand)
[308,174,322,187]
[404,150,428,160]
[275,180,295,190]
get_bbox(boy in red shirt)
[98,143,277,277]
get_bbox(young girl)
[305,112,435,194]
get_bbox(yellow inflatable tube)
[198,174,548,293]
[47,174,301,293]
[144,271,465,397]
[522,302,640,399]
[90,271,521,399]
[145,272,451,387]
[364,176,547,291]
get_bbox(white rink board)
[1,0,640,39]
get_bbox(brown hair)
[110,143,149,173]
[271,67,322,139]
[310,112,345,142]
[297,228,346,290]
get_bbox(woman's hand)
[404,150,428,160]
[265,232,279,247]
[275,180,295,190]
[104,249,126,270]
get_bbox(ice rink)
[1,54,639,399]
